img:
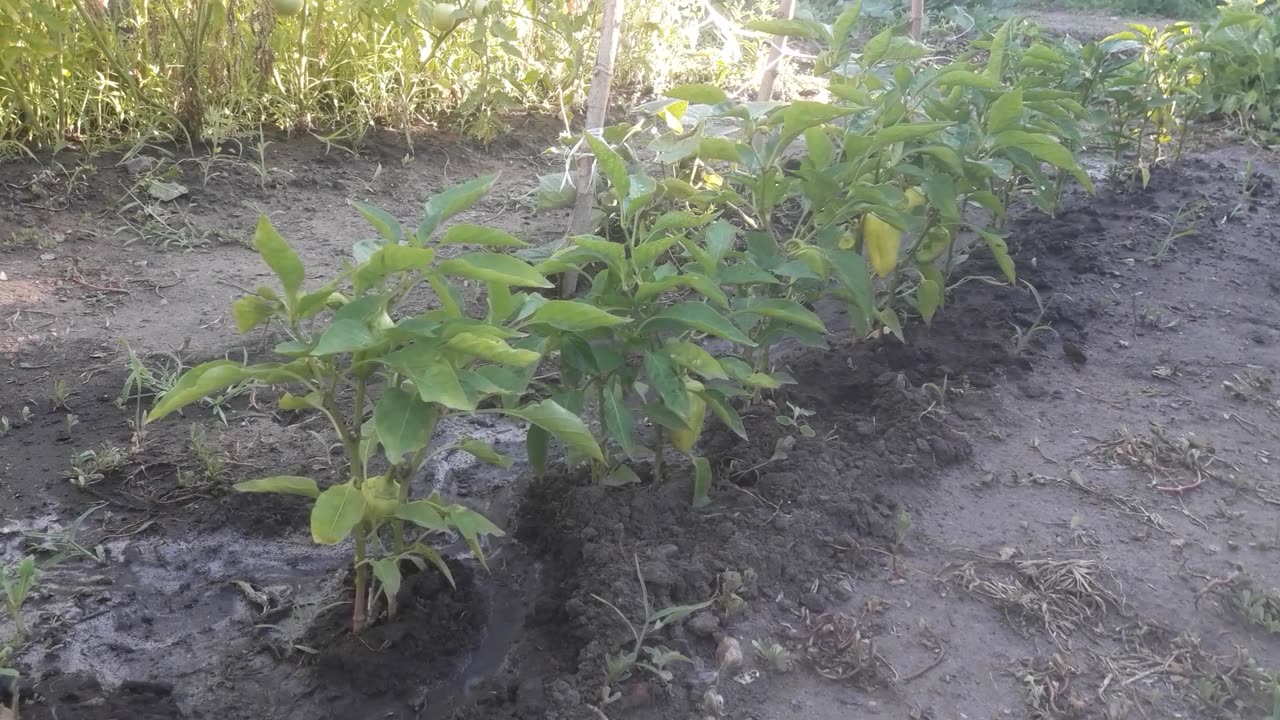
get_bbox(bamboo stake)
[757,0,796,102]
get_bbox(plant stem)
[652,428,664,484]
[353,526,368,633]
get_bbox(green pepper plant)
[145,175,605,632]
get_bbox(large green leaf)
[312,296,385,356]
[232,294,275,333]
[584,133,630,199]
[445,332,541,367]
[446,505,505,571]
[821,249,874,328]
[352,201,402,243]
[702,390,747,441]
[665,341,728,380]
[507,400,604,463]
[253,216,304,302]
[382,344,472,411]
[455,439,514,467]
[641,303,756,346]
[396,500,450,531]
[310,482,365,544]
[529,300,631,332]
[665,84,729,105]
[833,0,864,47]
[354,245,435,292]
[991,130,1094,191]
[602,380,643,460]
[371,558,402,603]
[734,298,826,333]
[933,69,1000,89]
[985,87,1023,135]
[439,224,529,248]
[645,350,690,420]
[981,230,1016,284]
[868,122,951,151]
[775,102,857,147]
[746,17,827,40]
[438,252,553,288]
[917,278,942,324]
[145,361,245,423]
[374,388,439,462]
[416,173,499,243]
[984,17,1016,81]
[233,476,319,498]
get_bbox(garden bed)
[2,127,1279,720]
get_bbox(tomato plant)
[145,175,605,632]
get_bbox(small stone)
[686,612,720,638]
[654,543,679,558]
[716,637,743,670]
[124,155,157,176]
[800,592,827,612]
[640,561,677,590]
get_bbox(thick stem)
[353,527,368,633]
[757,0,796,102]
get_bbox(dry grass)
[953,554,1124,641]
[1092,423,1218,494]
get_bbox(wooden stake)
[909,0,924,41]
[757,0,796,102]
[559,0,624,298]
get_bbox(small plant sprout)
[774,402,816,438]
[1,557,37,640]
[592,556,711,705]
[65,414,78,434]
[189,425,226,482]
[0,417,9,436]
[50,378,72,411]
[63,444,130,487]
[1009,281,1067,356]
[18,407,31,425]
[752,639,793,673]
[145,175,606,633]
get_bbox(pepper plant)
[145,175,605,632]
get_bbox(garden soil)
[2,123,1279,720]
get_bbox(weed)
[1146,204,1200,263]
[2,230,61,250]
[63,444,130,487]
[1009,281,1064,356]
[591,555,710,705]
[188,425,226,483]
[50,379,72,411]
[1093,422,1217,493]
[24,504,106,565]
[1224,371,1272,402]
[953,555,1123,640]
[0,557,36,640]
[752,639,794,673]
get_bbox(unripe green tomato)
[431,2,459,31]
[271,0,305,16]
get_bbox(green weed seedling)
[144,174,606,633]
[1,557,36,641]
[592,556,711,705]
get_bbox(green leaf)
[642,303,756,346]
[447,505,505,571]
[232,294,276,333]
[665,341,727,379]
[984,17,1016,82]
[861,26,894,65]
[691,456,712,508]
[508,400,604,462]
[804,127,835,169]
[145,361,245,423]
[635,274,730,309]
[354,245,436,292]
[775,102,856,146]
[878,307,904,342]
[416,173,499,243]
[734,298,826,333]
[917,278,941,324]
[991,130,1093,191]
[746,18,827,39]
[382,344,472,411]
[869,122,951,151]
[253,216,305,302]
[644,351,690,419]
[410,542,455,587]
[934,69,1000,89]
[312,296,384,356]
[352,201,402,243]
[526,425,549,478]
[603,464,642,487]
[981,230,1016,284]
[371,558,402,602]
[833,0,864,47]
[702,390,747,441]
[310,482,365,544]
[439,224,529,247]
[602,379,643,461]
[529,299,631,332]
[665,84,729,105]
[822,249,874,324]
[584,133,630,199]
[986,87,1023,134]
[397,500,450,531]
[375,388,439,462]
[233,476,319,498]
[445,332,541,367]
[455,439,514,467]
[438,252,553,288]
